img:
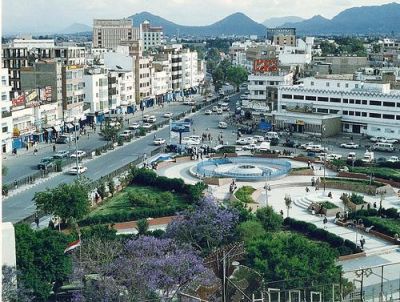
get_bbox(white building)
[2,222,16,268]
[152,58,172,103]
[11,38,55,49]
[93,19,139,50]
[278,77,400,138]
[181,49,198,90]
[140,20,163,51]
[84,68,109,113]
[1,68,13,153]
[278,37,313,66]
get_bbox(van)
[372,142,394,152]
[265,132,279,140]
[259,142,271,151]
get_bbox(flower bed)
[234,186,256,204]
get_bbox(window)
[343,111,348,115]
[311,81,314,86]
[383,102,395,107]
[362,100,367,105]
[383,114,395,120]
[345,83,349,88]
[349,99,355,104]
[337,83,340,88]
[370,100,381,106]
[369,113,381,118]
[396,115,400,120]
[282,94,292,99]
[343,99,348,103]
[317,108,329,113]
[305,96,316,101]
[326,82,330,87]
[355,100,361,104]
[293,95,304,100]
[2,126,8,133]
[355,112,361,116]
[362,112,367,117]
[330,98,341,103]
[318,97,328,102]
[330,109,339,114]
[349,111,354,116]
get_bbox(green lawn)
[362,217,400,237]
[235,186,256,203]
[84,185,188,224]
[319,201,339,209]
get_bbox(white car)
[70,150,86,158]
[163,112,173,118]
[142,123,152,129]
[205,110,212,115]
[326,154,342,161]
[306,144,324,153]
[340,142,359,149]
[384,138,398,144]
[69,165,87,175]
[148,115,157,123]
[142,114,150,121]
[212,106,218,112]
[181,137,200,145]
[153,138,166,145]
[300,142,314,149]
[129,123,140,130]
[216,108,223,115]
[236,137,254,145]
[119,130,133,139]
[253,135,264,142]
[218,121,227,129]
[387,156,399,163]
[243,143,259,151]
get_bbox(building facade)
[93,19,139,50]
[1,68,13,153]
[140,20,163,51]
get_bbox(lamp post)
[354,218,363,247]
[264,170,271,207]
[74,117,79,179]
[321,124,326,193]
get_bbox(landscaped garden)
[234,186,255,203]
[349,166,400,182]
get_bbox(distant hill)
[59,23,92,34]
[262,16,304,28]
[128,11,266,36]
[283,2,400,34]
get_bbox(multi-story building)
[247,72,293,113]
[181,49,198,91]
[2,46,29,97]
[140,20,163,51]
[62,65,85,125]
[1,68,13,153]
[312,56,368,75]
[267,28,296,46]
[151,56,172,104]
[136,56,152,103]
[83,67,109,115]
[277,76,400,138]
[93,19,139,50]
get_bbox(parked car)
[119,130,133,139]
[372,142,395,152]
[253,135,264,142]
[283,139,299,148]
[362,151,375,163]
[376,157,387,164]
[129,123,140,130]
[56,135,75,144]
[371,137,397,144]
[163,112,173,118]
[70,150,87,158]
[236,137,254,145]
[53,150,70,159]
[243,143,259,151]
[212,106,218,112]
[142,114,150,121]
[326,154,342,161]
[300,142,314,149]
[69,165,87,175]
[216,108,223,115]
[38,157,55,170]
[347,152,357,162]
[205,110,212,115]
[306,144,324,153]
[340,142,360,149]
[153,138,166,145]
[387,156,399,163]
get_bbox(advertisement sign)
[253,59,278,73]
[40,86,52,102]
[12,95,25,107]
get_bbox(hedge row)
[361,217,400,237]
[284,217,361,256]
[349,207,399,220]
[80,205,183,226]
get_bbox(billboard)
[12,95,25,107]
[40,86,52,102]
[253,59,278,73]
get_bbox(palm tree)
[284,194,292,218]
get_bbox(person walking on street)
[34,214,40,228]
[360,236,366,250]
[53,144,56,152]
[323,216,328,229]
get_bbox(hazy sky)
[3,0,397,33]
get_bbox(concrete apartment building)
[62,65,85,124]
[140,20,163,51]
[277,77,400,138]
[152,55,172,104]
[267,28,296,46]
[83,67,109,114]
[93,19,139,50]
[1,68,13,153]
[312,56,368,75]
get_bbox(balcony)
[2,111,12,118]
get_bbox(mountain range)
[262,16,304,28]
[283,2,400,34]
[129,12,266,36]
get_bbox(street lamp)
[264,170,271,207]
[321,124,326,193]
[354,218,363,247]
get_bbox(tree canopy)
[33,179,90,223]
[226,65,248,91]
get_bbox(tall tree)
[34,179,90,224]
[15,224,73,301]
[166,196,238,254]
[226,65,248,91]
[255,206,283,232]
[284,195,293,218]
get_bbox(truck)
[361,151,374,163]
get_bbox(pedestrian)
[305,186,310,193]
[360,236,366,249]
[26,144,29,151]
[280,210,284,216]
[34,148,38,155]
[323,216,328,229]
[53,145,56,152]
[307,160,311,168]
[14,180,18,189]
[154,134,157,139]
[373,202,377,209]
[87,132,90,139]
[34,214,39,228]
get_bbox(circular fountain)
[193,157,291,181]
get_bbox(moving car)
[142,114,150,121]
[283,139,299,148]
[306,144,325,153]
[218,121,227,129]
[253,135,264,142]
[205,110,212,115]
[163,112,173,118]
[372,142,394,152]
[347,152,357,162]
[142,123,152,129]
[69,165,87,175]
[70,150,87,158]
[56,135,75,144]
[236,137,255,145]
[265,132,280,140]
[37,157,55,170]
[53,150,70,159]
[147,115,157,123]
[212,106,218,112]
[243,143,259,151]
[300,142,314,149]
[129,123,140,130]
[362,151,375,163]
[153,138,166,145]
[340,142,360,149]
[326,154,342,161]
[216,108,223,115]
[181,137,200,145]
[119,130,133,139]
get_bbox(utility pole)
[74,117,79,179]
[322,124,326,193]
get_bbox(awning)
[65,123,74,129]
[45,127,53,132]
[53,126,62,132]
